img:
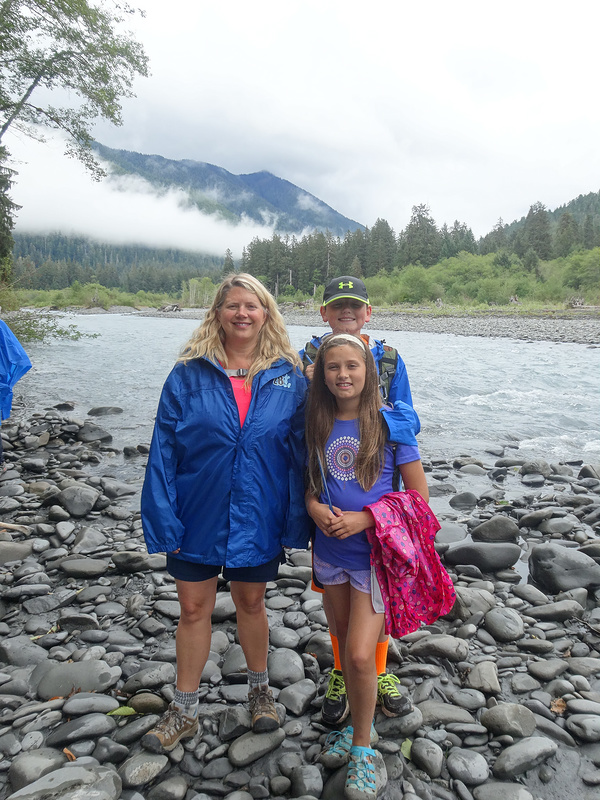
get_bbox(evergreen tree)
[582,214,597,250]
[364,218,396,276]
[398,204,442,267]
[554,212,580,258]
[0,145,19,279]
[221,248,235,277]
[523,202,553,260]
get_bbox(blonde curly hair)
[178,273,300,384]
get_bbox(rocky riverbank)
[0,407,600,800]
[72,305,600,346]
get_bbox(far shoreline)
[64,304,600,346]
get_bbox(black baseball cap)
[322,276,370,306]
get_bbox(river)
[16,313,600,465]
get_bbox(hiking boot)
[248,685,280,732]
[345,746,379,800]
[321,668,349,726]
[376,673,413,718]
[319,724,379,769]
[141,703,198,752]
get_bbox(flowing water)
[16,313,600,464]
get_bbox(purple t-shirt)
[314,417,420,570]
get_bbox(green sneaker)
[376,672,413,718]
[321,668,349,726]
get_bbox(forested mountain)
[11,233,222,293]
[91,143,363,237]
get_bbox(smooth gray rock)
[77,422,113,443]
[8,748,68,791]
[449,492,478,511]
[408,634,469,662]
[153,599,181,619]
[410,737,443,777]
[527,659,568,682]
[471,516,520,543]
[122,663,176,693]
[35,660,121,700]
[112,551,166,573]
[449,688,487,711]
[146,775,188,800]
[481,704,536,738]
[465,661,501,694]
[511,584,549,606]
[484,607,525,642]
[473,783,534,800]
[445,585,496,621]
[446,748,489,785]
[290,764,323,798]
[0,542,33,563]
[218,706,252,742]
[565,714,600,742]
[62,692,120,715]
[55,485,100,516]
[0,636,48,666]
[529,542,600,592]
[376,706,424,737]
[416,701,474,725]
[492,736,558,779]
[6,765,121,800]
[45,712,117,746]
[227,728,286,767]
[526,599,584,622]
[59,556,110,577]
[211,592,237,622]
[268,648,305,688]
[444,542,521,571]
[270,626,301,649]
[118,753,169,787]
[72,527,108,554]
[567,657,600,677]
[277,679,317,716]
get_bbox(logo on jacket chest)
[273,374,291,388]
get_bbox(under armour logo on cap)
[322,275,369,306]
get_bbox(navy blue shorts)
[166,551,284,583]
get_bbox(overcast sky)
[7,0,600,257]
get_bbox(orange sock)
[330,633,342,671]
[375,638,389,676]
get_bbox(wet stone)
[446,748,490,785]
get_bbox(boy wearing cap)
[300,276,414,725]
[301,276,412,406]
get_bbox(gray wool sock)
[173,687,199,717]
[247,668,269,691]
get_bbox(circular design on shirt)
[326,435,359,481]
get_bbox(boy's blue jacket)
[141,357,310,565]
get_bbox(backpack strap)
[301,339,320,374]
[378,344,398,402]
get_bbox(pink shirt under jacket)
[365,490,456,638]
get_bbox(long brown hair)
[305,334,387,494]
[178,273,300,385]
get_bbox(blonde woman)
[141,273,309,751]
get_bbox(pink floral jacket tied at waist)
[365,490,456,638]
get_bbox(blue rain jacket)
[0,321,32,421]
[300,333,413,407]
[141,356,311,565]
